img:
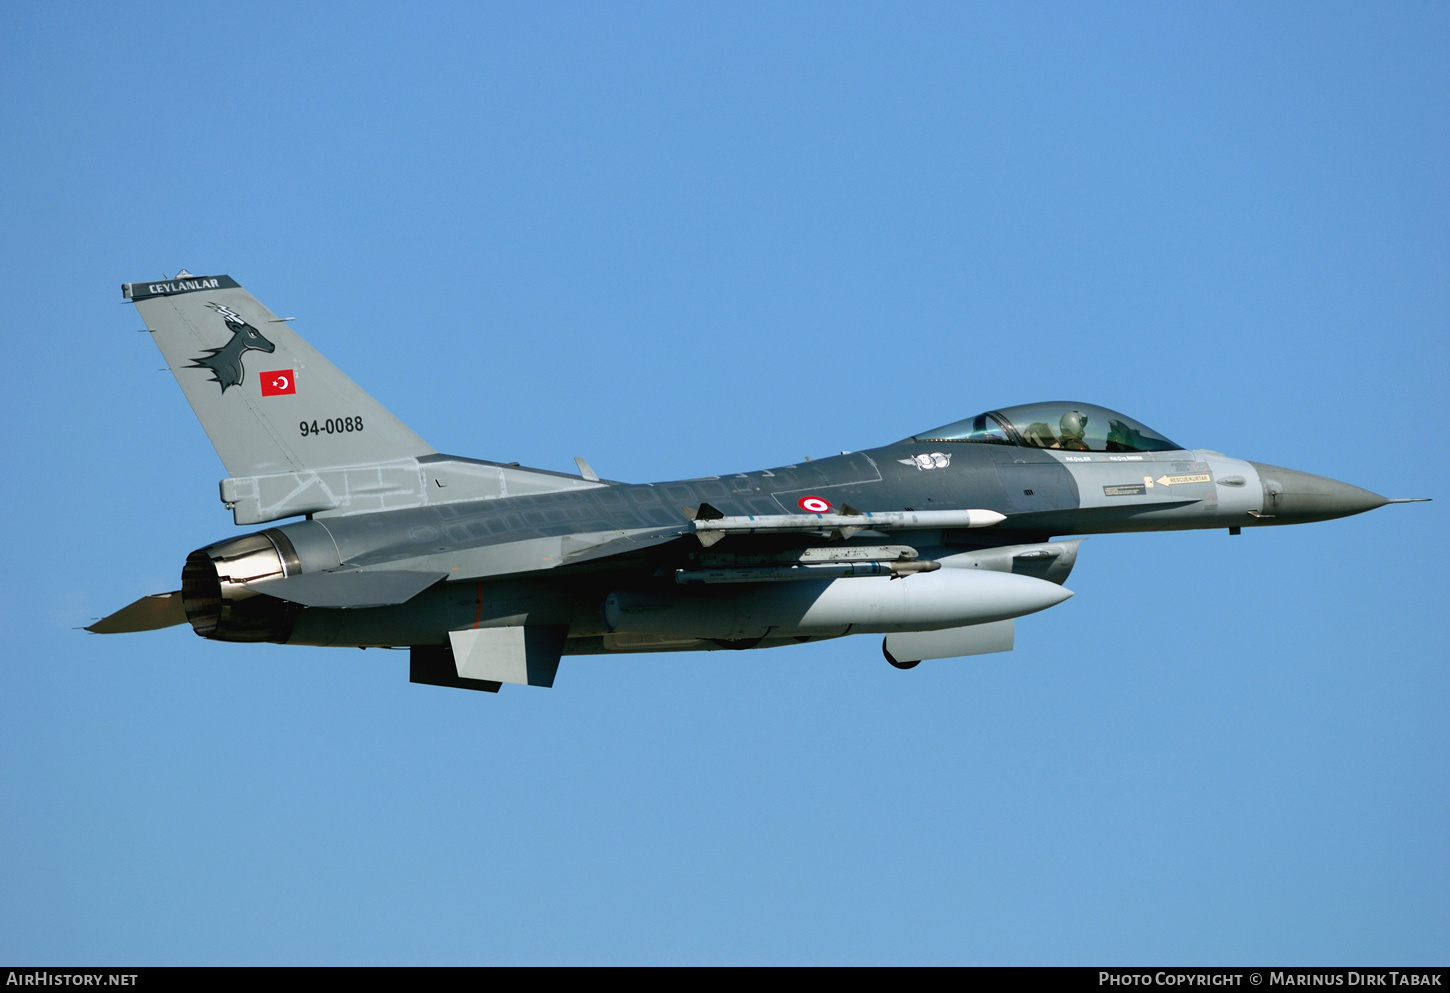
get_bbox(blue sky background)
[0,2,1445,965]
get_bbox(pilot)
[1056,410,1089,451]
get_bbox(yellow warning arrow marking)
[1155,473,1212,486]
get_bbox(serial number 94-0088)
[300,416,364,437]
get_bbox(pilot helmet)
[1060,409,1088,440]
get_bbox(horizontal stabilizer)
[86,591,186,633]
[243,570,445,608]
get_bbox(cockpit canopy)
[911,402,1183,454]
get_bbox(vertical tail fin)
[126,273,434,478]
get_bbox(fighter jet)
[89,273,1427,691]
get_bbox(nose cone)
[1248,462,1388,524]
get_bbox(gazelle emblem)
[189,303,276,393]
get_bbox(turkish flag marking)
[260,370,296,396]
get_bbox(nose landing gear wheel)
[883,639,920,669]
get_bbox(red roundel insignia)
[260,370,296,396]
[798,495,832,513]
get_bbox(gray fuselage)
[223,437,1375,651]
